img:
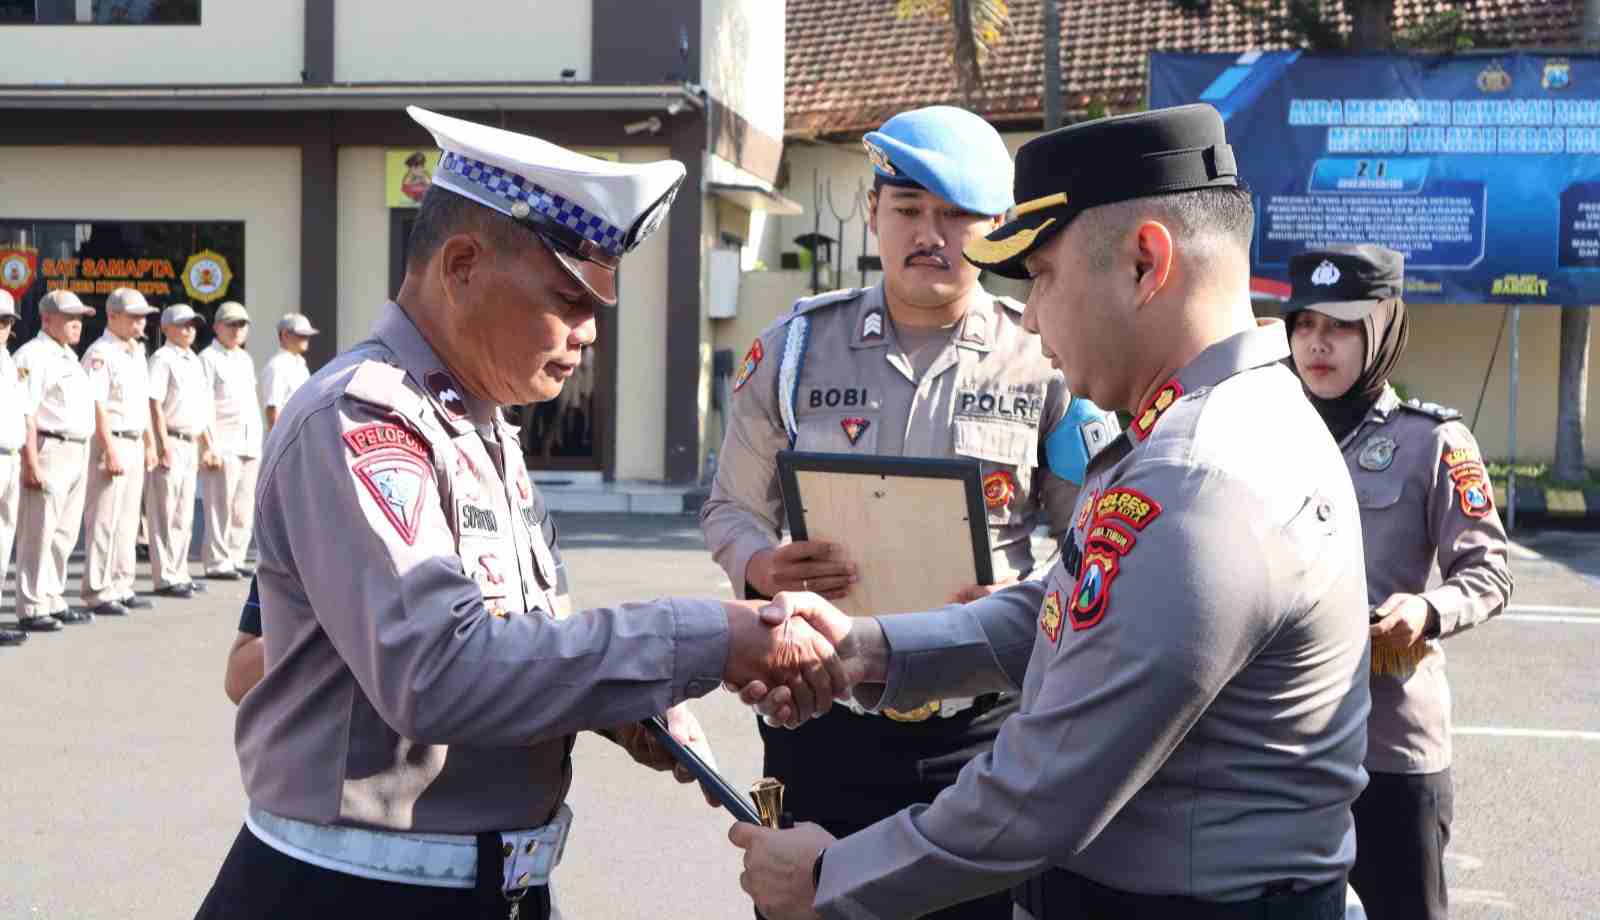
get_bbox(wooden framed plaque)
[776,451,994,616]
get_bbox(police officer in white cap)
[259,312,319,433]
[15,289,98,630]
[80,287,161,617]
[199,300,262,579]
[192,107,851,920]
[146,303,219,598]
[0,290,30,645]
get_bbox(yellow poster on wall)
[386,148,623,209]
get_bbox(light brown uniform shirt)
[817,322,1372,916]
[0,348,25,449]
[147,343,211,435]
[236,301,729,834]
[83,333,149,434]
[701,283,1081,599]
[16,334,94,438]
[1342,386,1513,774]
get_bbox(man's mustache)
[904,250,951,269]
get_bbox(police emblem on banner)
[1358,436,1396,472]
[182,250,233,304]
[1477,60,1512,93]
[0,248,37,297]
[1543,58,1571,91]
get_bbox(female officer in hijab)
[1283,244,1513,920]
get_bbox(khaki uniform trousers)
[82,436,147,606]
[145,438,198,590]
[17,436,89,619]
[201,452,258,574]
[0,452,19,615]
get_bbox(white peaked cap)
[407,106,686,307]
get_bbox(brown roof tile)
[786,0,1587,137]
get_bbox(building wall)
[612,145,674,481]
[0,6,303,85]
[0,145,300,370]
[336,1,591,83]
[702,0,786,140]
[335,147,392,352]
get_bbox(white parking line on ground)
[1455,726,1600,741]
[1501,614,1600,625]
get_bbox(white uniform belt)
[245,804,572,891]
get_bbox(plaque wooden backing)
[776,451,994,617]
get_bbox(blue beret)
[862,106,1013,217]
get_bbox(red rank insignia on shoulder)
[840,416,870,445]
[1039,590,1064,644]
[733,339,762,393]
[1132,378,1183,441]
[983,470,1017,509]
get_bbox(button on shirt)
[147,344,212,435]
[201,342,262,457]
[83,334,150,434]
[815,322,1372,917]
[1342,386,1512,774]
[16,334,94,438]
[0,348,27,450]
[260,349,310,412]
[235,301,728,834]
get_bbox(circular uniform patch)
[983,470,1017,509]
[1358,436,1396,472]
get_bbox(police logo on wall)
[182,250,233,304]
[0,248,36,296]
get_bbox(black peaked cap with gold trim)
[965,103,1239,279]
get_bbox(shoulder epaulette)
[1399,397,1462,422]
[343,359,424,417]
[786,287,862,321]
[995,295,1025,315]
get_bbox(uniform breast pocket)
[794,412,880,453]
[1354,471,1404,518]
[953,419,1037,525]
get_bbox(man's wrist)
[839,618,889,684]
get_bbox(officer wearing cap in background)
[193,106,853,920]
[199,301,262,580]
[0,291,30,646]
[146,303,219,598]
[731,104,1370,920]
[1282,244,1512,920]
[80,287,161,618]
[259,312,319,433]
[703,107,1113,919]
[14,290,98,632]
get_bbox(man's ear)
[1132,219,1175,308]
[866,189,880,238]
[438,231,483,302]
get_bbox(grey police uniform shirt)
[701,282,1081,600]
[235,301,729,835]
[1342,386,1513,775]
[815,322,1372,917]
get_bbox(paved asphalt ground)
[1,514,1596,919]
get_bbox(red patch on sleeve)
[343,422,430,461]
[351,452,430,545]
[1068,547,1121,631]
[1093,488,1163,531]
[733,339,763,393]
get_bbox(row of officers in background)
[0,286,319,645]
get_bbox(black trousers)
[759,698,1016,920]
[194,824,554,920]
[1350,768,1453,920]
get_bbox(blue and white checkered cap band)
[439,151,626,259]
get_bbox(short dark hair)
[1081,185,1255,269]
[404,186,523,271]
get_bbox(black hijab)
[1288,297,1410,443]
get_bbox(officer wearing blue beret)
[703,106,1115,920]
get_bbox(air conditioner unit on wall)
[708,248,740,319]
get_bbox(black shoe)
[18,615,62,633]
[122,595,154,610]
[236,565,255,577]
[91,601,131,617]
[53,609,93,625]
[153,583,196,599]
[204,570,242,581]
[0,628,26,646]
